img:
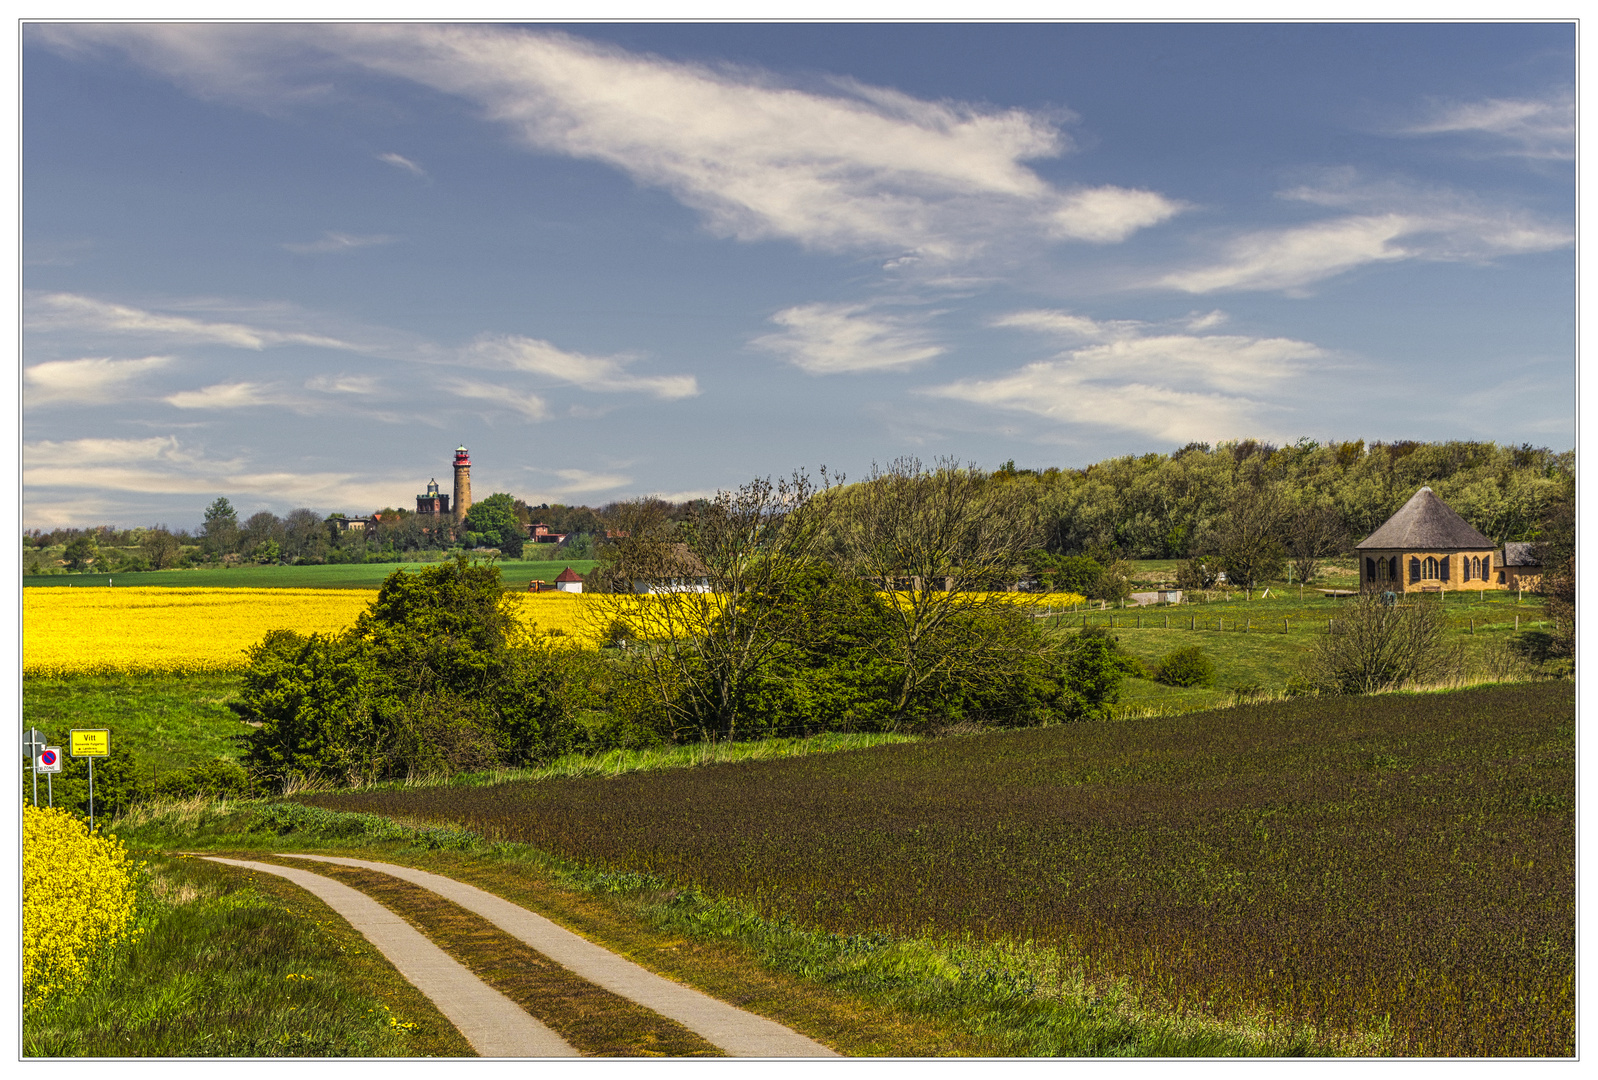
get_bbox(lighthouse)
[453,445,472,525]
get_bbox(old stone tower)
[453,445,472,525]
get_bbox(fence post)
[1284,618,1288,634]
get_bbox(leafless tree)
[591,471,838,741]
[1301,593,1461,694]
[1286,501,1348,585]
[1215,482,1287,598]
[824,456,1043,717]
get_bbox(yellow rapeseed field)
[23,807,141,1003]
[23,588,374,676]
[23,586,1085,676]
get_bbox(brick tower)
[453,445,472,525]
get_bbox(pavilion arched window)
[1389,556,1398,582]
[1409,557,1421,584]
[1366,557,1376,583]
[1422,557,1440,580]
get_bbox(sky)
[20,20,1576,531]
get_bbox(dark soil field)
[311,683,1575,1056]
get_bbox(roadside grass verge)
[23,851,472,1057]
[117,800,1360,1057]
[290,731,923,794]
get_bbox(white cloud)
[24,436,192,467]
[1157,175,1572,294]
[282,231,397,255]
[165,382,288,409]
[377,151,427,177]
[445,379,550,421]
[468,335,699,399]
[36,23,1182,262]
[24,355,172,406]
[306,374,381,394]
[21,435,414,514]
[754,303,945,375]
[1398,95,1574,160]
[924,309,1323,441]
[1047,187,1184,244]
[26,292,359,350]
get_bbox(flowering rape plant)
[23,587,611,675]
[23,807,142,1004]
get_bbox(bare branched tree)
[1215,482,1287,598]
[591,470,838,741]
[825,456,1043,718]
[1286,501,1348,585]
[1301,593,1461,694]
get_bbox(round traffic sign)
[39,748,58,767]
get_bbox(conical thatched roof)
[1355,487,1493,551]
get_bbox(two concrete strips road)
[202,854,837,1059]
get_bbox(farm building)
[1500,541,1544,591]
[554,566,584,593]
[631,544,711,594]
[1354,486,1498,594]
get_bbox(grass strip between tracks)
[275,859,723,1057]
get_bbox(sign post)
[37,747,62,808]
[24,728,48,807]
[70,729,110,830]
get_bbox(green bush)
[1154,645,1216,688]
[154,758,258,800]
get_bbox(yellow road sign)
[70,729,110,757]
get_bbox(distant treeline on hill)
[23,438,1573,572]
[998,438,1572,560]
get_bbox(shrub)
[1155,645,1216,688]
[23,807,141,1003]
[154,757,258,800]
[1301,593,1461,695]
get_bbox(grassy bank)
[23,851,472,1057]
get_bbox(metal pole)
[88,756,95,831]
[31,755,38,808]
[47,770,53,808]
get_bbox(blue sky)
[21,21,1575,530]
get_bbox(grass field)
[22,559,600,591]
[304,683,1575,1056]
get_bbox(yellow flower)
[22,807,140,1003]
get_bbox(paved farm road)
[203,854,837,1058]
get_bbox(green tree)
[139,527,181,570]
[463,493,526,556]
[202,497,240,556]
[61,533,99,571]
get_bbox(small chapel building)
[1354,486,1499,594]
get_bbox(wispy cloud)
[23,435,405,513]
[36,23,1183,262]
[468,335,699,399]
[24,355,173,406]
[282,231,397,255]
[377,151,427,177]
[1156,173,1572,294]
[754,303,945,375]
[445,379,550,421]
[306,374,381,395]
[164,381,290,409]
[924,309,1323,442]
[1397,94,1574,160]
[26,292,360,350]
